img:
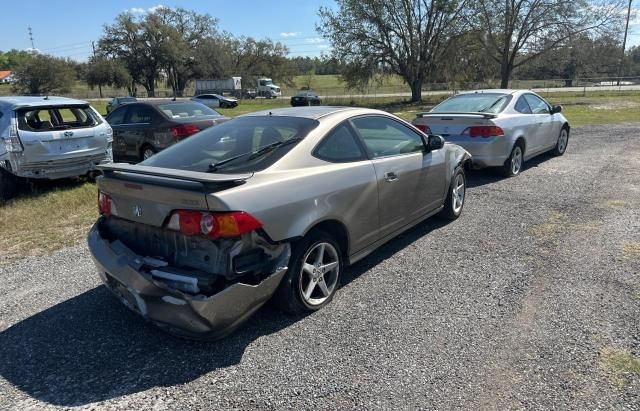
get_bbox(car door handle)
[384,172,398,182]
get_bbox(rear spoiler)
[416,112,498,119]
[97,163,253,183]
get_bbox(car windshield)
[157,102,222,119]
[142,116,319,173]
[296,92,315,97]
[432,93,510,113]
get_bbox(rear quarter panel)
[209,161,380,256]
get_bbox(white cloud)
[280,32,301,38]
[125,4,167,14]
[305,37,325,44]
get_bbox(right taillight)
[98,191,114,216]
[171,124,200,141]
[462,126,505,138]
[414,123,432,134]
[166,210,263,239]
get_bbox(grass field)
[1,90,639,263]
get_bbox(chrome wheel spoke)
[317,278,330,297]
[321,261,338,272]
[314,243,325,265]
[304,280,316,300]
[303,263,316,275]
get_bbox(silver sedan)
[412,90,570,176]
[88,107,471,339]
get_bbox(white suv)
[0,96,113,199]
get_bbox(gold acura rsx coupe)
[88,106,471,340]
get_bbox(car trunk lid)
[97,163,252,227]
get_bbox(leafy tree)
[0,49,34,70]
[193,35,296,87]
[12,54,76,95]
[318,0,470,102]
[472,0,625,88]
[86,57,132,97]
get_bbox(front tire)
[552,126,569,156]
[274,230,342,314]
[501,143,524,177]
[439,167,466,220]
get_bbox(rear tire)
[274,230,342,314]
[0,169,18,201]
[501,143,524,177]
[439,167,466,220]
[552,126,569,156]
[141,145,156,161]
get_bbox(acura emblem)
[63,131,74,138]
[133,205,143,217]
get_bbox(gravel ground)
[0,124,638,410]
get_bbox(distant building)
[0,71,15,84]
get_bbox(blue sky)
[0,1,639,61]
[0,1,336,60]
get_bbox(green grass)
[601,347,640,387]
[0,181,97,263]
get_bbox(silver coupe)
[412,90,570,176]
[88,106,471,339]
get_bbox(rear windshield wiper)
[207,138,301,172]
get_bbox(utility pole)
[617,0,633,85]
[27,26,35,49]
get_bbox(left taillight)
[166,210,263,239]
[98,191,118,217]
[171,124,200,141]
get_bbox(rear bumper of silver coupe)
[87,223,288,340]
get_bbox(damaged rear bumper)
[87,224,288,340]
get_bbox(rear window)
[157,102,221,119]
[432,93,511,114]
[118,97,136,103]
[17,105,101,132]
[142,116,319,173]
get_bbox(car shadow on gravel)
[465,152,556,188]
[0,217,451,406]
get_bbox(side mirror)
[551,105,562,114]
[427,134,445,151]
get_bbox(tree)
[473,0,625,88]
[0,49,35,70]
[12,54,76,95]
[86,57,132,97]
[193,35,296,87]
[98,7,218,97]
[318,0,470,102]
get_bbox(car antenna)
[44,95,49,100]
[269,111,272,116]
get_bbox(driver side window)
[352,116,424,158]
[523,94,550,114]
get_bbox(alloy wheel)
[143,148,154,160]
[558,129,568,153]
[511,146,523,175]
[298,242,340,306]
[452,173,465,214]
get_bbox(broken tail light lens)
[171,124,200,141]
[5,119,23,152]
[98,191,113,216]
[167,210,263,239]
[461,126,505,138]
[413,123,431,134]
